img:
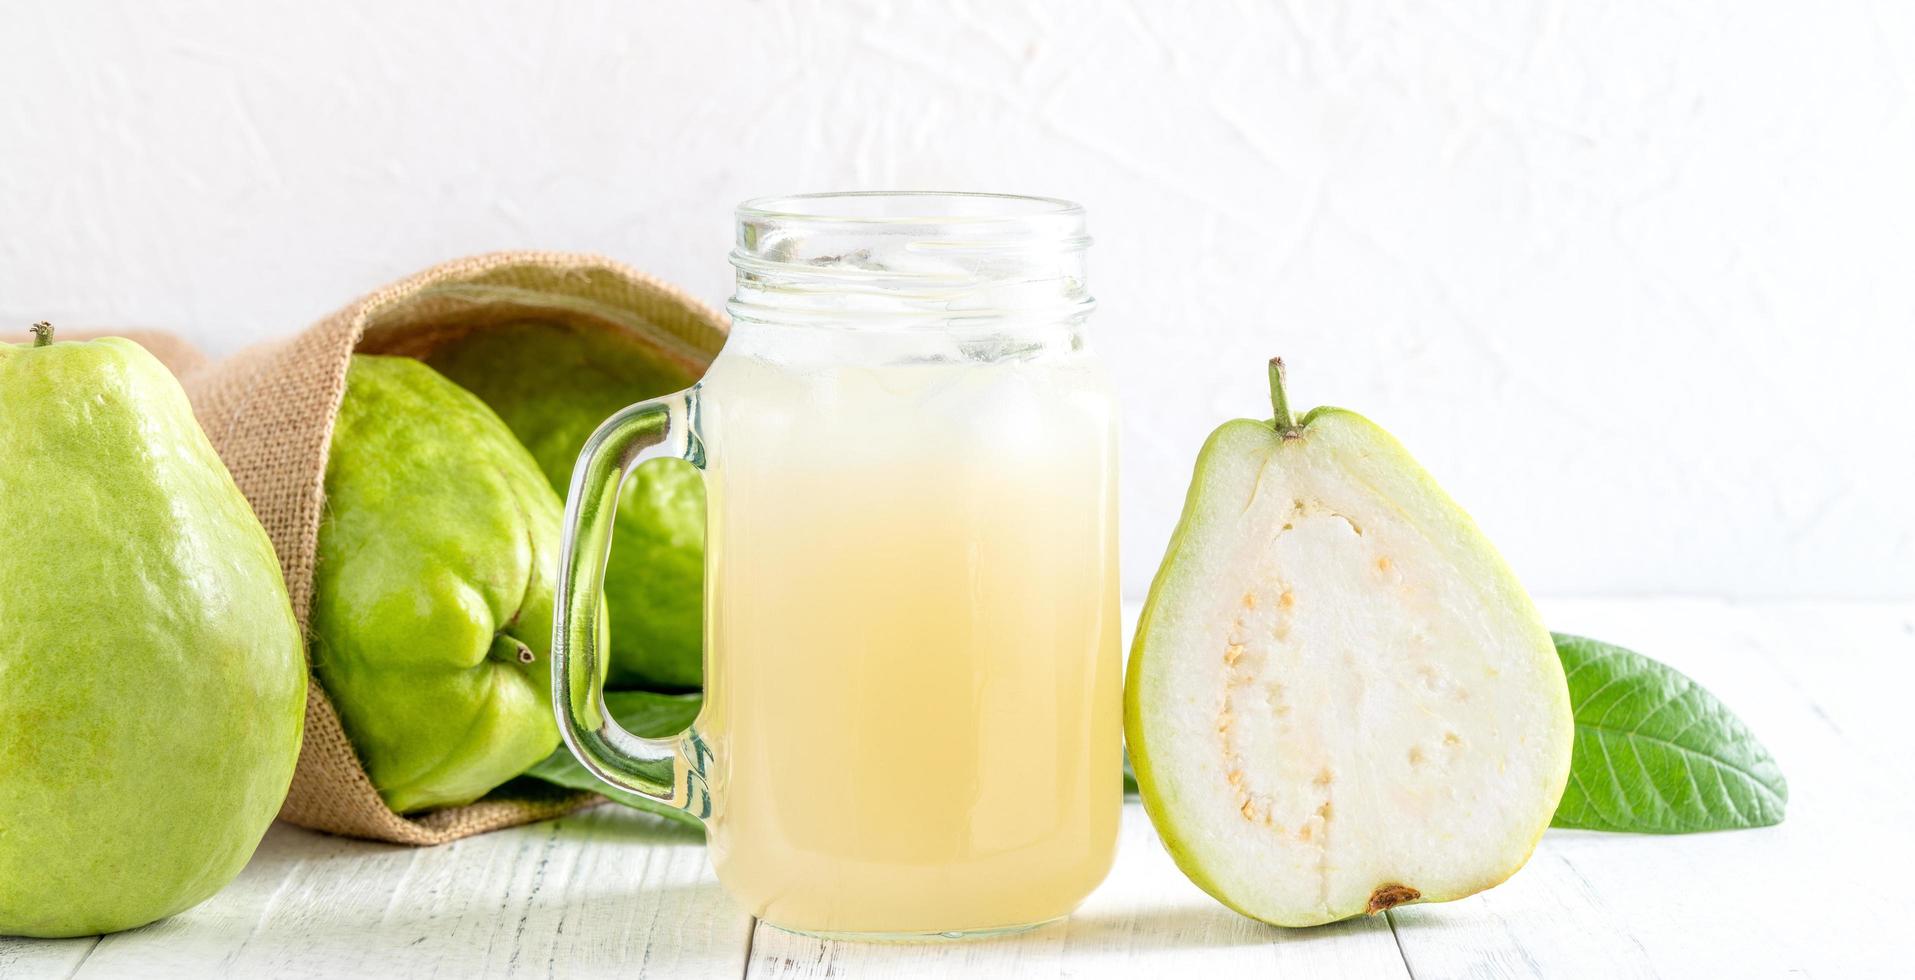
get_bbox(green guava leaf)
[524,690,704,831]
[1551,633,1787,833]
[1122,750,1139,797]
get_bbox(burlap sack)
[120,252,727,844]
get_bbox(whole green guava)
[0,325,306,938]
[311,355,573,814]
[427,323,707,691]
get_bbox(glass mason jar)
[552,192,1120,939]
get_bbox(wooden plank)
[0,934,98,979]
[1550,598,1912,979]
[1382,840,1658,979]
[1385,598,1915,979]
[744,802,1412,979]
[3,599,1909,978]
[68,805,752,979]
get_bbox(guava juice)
[695,348,1122,936]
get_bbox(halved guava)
[1125,360,1573,927]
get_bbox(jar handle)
[550,388,712,818]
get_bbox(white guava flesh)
[1126,386,1573,927]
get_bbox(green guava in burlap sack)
[130,252,724,844]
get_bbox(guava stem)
[30,322,53,347]
[1268,356,1299,435]
[490,634,537,666]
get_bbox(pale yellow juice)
[696,346,1121,936]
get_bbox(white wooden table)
[4,599,1908,978]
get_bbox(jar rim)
[737,190,1085,227]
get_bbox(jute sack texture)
[123,252,728,844]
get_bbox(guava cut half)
[1125,359,1573,927]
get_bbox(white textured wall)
[4,1,1912,599]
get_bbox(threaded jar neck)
[728,191,1093,330]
